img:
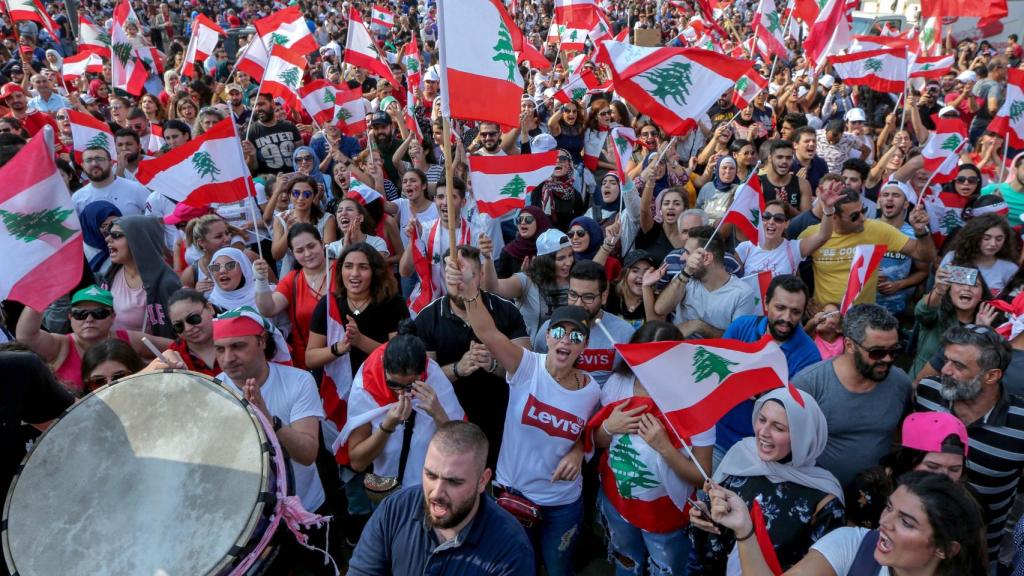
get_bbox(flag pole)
[998,137,1010,184]
[917,139,968,204]
[897,66,910,134]
[441,114,458,243]
[702,160,762,251]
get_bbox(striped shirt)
[916,379,1024,561]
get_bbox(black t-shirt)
[246,120,302,175]
[604,289,647,329]
[760,173,804,211]
[310,294,410,374]
[413,294,527,470]
[635,225,675,265]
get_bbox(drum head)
[3,370,271,576]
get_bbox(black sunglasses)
[955,175,980,184]
[761,212,787,223]
[844,206,869,222]
[852,339,900,361]
[208,261,238,274]
[567,229,587,238]
[71,307,113,321]
[84,370,129,391]
[172,312,203,334]
[385,378,413,392]
[518,215,535,225]
[106,230,126,240]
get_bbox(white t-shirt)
[938,252,1019,295]
[392,198,438,248]
[497,350,601,506]
[73,177,152,216]
[143,191,180,251]
[327,235,389,257]
[736,238,804,276]
[218,363,326,512]
[810,527,884,576]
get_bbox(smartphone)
[946,265,979,286]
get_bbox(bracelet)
[601,421,612,436]
[678,270,692,282]
[379,423,396,434]
[452,361,462,379]
[914,228,931,238]
[822,209,835,217]
[330,342,342,357]
[735,524,756,542]
[489,358,498,373]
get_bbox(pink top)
[110,267,147,332]
[814,334,844,360]
[54,330,131,393]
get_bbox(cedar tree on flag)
[554,68,602,103]
[615,334,788,439]
[553,22,590,52]
[320,258,353,461]
[987,68,1024,149]
[608,126,637,199]
[731,69,768,109]
[918,16,942,56]
[596,41,752,136]
[78,15,111,59]
[752,0,786,59]
[64,108,116,164]
[254,5,318,55]
[438,0,525,127]
[235,35,270,82]
[262,44,308,109]
[740,270,773,315]
[468,151,559,217]
[721,171,767,245]
[829,48,907,93]
[136,118,253,207]
[910,54,954,80]
[370,5,395,28]
[0,132,83,311]
[299,79,340,126]
[804,0,851,70]
[5,0,59,40]
[840,244,887,313]
[920,117,968,184]
[344,7,400,87]
[333,85,368,135]
[111,0,147,96]
[62,52,104,84]
[181,14,225,78]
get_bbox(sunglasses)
[84,370,129,391]
[385,378,413,392]
[549,325,585,344]
[955,175,980,184]
[598,110,613,117]
[208,261,238,274]
[172,312,203,334]
[518,215,535,225]
[844,206,869,222]
[478,131,499,138]
[71,307,113,321]
[106,230,125,240]
[55,115,67,121]
[852,339,901,361]
[291,189,314,199]
[567,229,587,239]
[557,155,572,163]
[761,212,787,223]
[295,155,314,163]
[640,131,658,138]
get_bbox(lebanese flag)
[554,68,602,104]
[721,174,767,245]
[740,270,773,315]
[804,0,852,69]
[299,79,340,126]
[553,22,590,51]
[235,35,270,82]
[829,48,907,93]
[920,117,968,184]
[752,0,786,59]
[615,334,788,439]
[146,123,166,155]
[333,85,368,135]
[78,15,111,59]
[849,34,916,53]
[254,5,318,55]
[402,40,422,89]
[407,218,473,315]
[554,0,599,22]
[64,108,116,164]
[468,151,558,217]
[731,69,767,109]
[62,51,104,84]
[348,178,383,205]
[918,16,943,56]
[596,41,752,136]
[518,40,552,71]
[321,260,353,461]
[181,14,225,78]
[910,54,954,79]
[751,499,784,575]
[139,46,166,78]
[583,130,607,171]
[920,0,1007,19]
[438,0,524,127]
[370,4,395,28]
[608,127,638,215]
[839,244,887,313]
[111,0,148,96]
[344,7,400,87]
[6,0,59,40]
[987,68,1024,149]
[0,132,83,312]
[136,118,252,207]
[262,44,308,109]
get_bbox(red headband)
[212,316,264,340]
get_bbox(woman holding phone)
[910,265,995,376]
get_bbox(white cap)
[424,66,440,82]
[956,70,977,82]
[797,86,809,99]
[845,107,867,122]
[938,105,960,117]
[531,133,557,152]
[536,229,570,256]
[882,179,918,205]
[819,74,835,89]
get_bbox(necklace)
[305,270,327,298]
[347,296,371,315]
[554,369,583,390]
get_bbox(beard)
[767,318,796,341]
[258,109,274,123]
[423,491,477,529]
[939,373,984,401]
[87,166,112,182]
[853,351,892,382]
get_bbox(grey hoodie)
[105,215,182,338]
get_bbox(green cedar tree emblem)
[692,347,737,384]
[270,32,289,46]
[640,61,693,107]
[920,63,933,71]
[939,210,960,235]
[569,29,579,42]
[571,86,587,101]
[112,41,133,66]
[749,207,760,227]
[98,32,111,46]
[614,136,629,155]
[735,76,750,94]
[191,151,221,181]
[278,66,301,90]
[608,434,659,498]
[323,90,336,105]
[336,106,352,122]
[499,175,527,198]
[766,11,781,33]
[922,25,936,47]
[1009,100,1024,123]
[405,57,419,73]
[0,208,75,243]
[817,0,828,8]
[87,132,110,150]
[492,21,518,82]
[940,134,962,151]
[864,58,883,73]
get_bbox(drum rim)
[2,369,276,576]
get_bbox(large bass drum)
[3,370,285,575]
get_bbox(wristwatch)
[272,416,283,432]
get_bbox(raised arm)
[800,181,840,257]
[15,305,62,363]
[447,255,524,375]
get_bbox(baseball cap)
[535,229,569,256]
[901,412,969,456]
[378,95,398,112]
[424,66,440,82]
[369,110,391,126]
[818,74,835,89]
[844,107,867,123]
[164,202,211,225]
[225,83,243,94]
[80,94,97,105]
[938,105,960,117]
[549,305,590,337]
[622,249,658,270]
[956,70,977,83]
[531,133,557,153]
[71,285,114,308]
[0,82,24,100]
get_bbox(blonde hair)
[184,214,244,250]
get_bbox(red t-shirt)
[276,269,326,370]
[12,110,58,138]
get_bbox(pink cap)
[164,202,211,225]
[901,412,969,457]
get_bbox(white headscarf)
[713,386,844,504]
[207,247,256,312]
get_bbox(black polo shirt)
[916,379,1024,560]
[414,294,528,469]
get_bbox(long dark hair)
[950,214,1019,266]
[287,174,325,225]
[331,242,397,304]
[525,251,559,287]
[81,339,145,384]
[939,267,990,318]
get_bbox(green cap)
[70,285,114,308]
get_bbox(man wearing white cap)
[875,181,928,316]
[844,107,875,163]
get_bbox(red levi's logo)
[575,348,614,372]
[522,394,585,441]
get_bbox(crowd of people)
[2,0,1024,574]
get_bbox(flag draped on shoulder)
[344,8,400,87]
[615,334,788,439]
[111,0,148,96]
[64,108,116,164]
[828,48,907,93]
[0,133,83,311]
[840,244,887,313]
[721,173,767,245]
[62,52,104,84]
[236,35,270,82]
[920,117,968,184]
[468,151,558,217]
[136,118,252,207]
[988,68,1024,149]
[182,14,225,78]
[320,262,353,460]
[254,5,318,55]
[79,15,111,59]
[262,44,308,109]
[438,0,524,127]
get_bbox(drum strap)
[397,411,416,484]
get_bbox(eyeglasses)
[292,189,314,199]
[385,378,413,392]
[955,175,980,184]
[843,206,869,222]
[598,110,613,117]
[84,370,129,391]
[70,307,113,321]
[567,229,587,239]
[851,339,901,361]
[557,155,572,163]
[761,212,787,223]
[295,155,314,163]
[208,261,238,274]
[478,131,499,138]
[106,230,125,240]
[518,215,535,225]
[83,156,109,164]
[55,115,67,121]
[172,312,204,334]
[548,325,586,344]
[567,290,600,305]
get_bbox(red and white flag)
[254,5,318,55]
[136,118,252,207]
[518,40,552,71]
[62,52,104,84]
[740,270,773,315]
[721,174,767,245]
[5,0,59,40]
[344,7,400,87]
[146,123,166,155]
[918,16,942,56]
[615,334,788,439]
[370,4,395,28]
[804,0,851,69]
[0,132,83,311]
[829,48,907,93]
[987,68,1024,149]
[78,15,111,59]
[554,0,599,22]
[920,117,968,184]
[181,14,225,78]
[751,499,785,575]
[333,85,368,135]
[438,0,524,127]
[320,258,353,460]
[111,0,148,96]
[608,127,637,200]
[262,44,308,109]
[468,151,558,217]
[551,21,590,51]
[752,0,786,59]
[840,244,887,313]
[299,79,340,126]
[910,54,954,79]
[731,69,768,109]
[848,34,916,53]
[235,35,270,82]
[554,68,603,103]
[64,108,116,164]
